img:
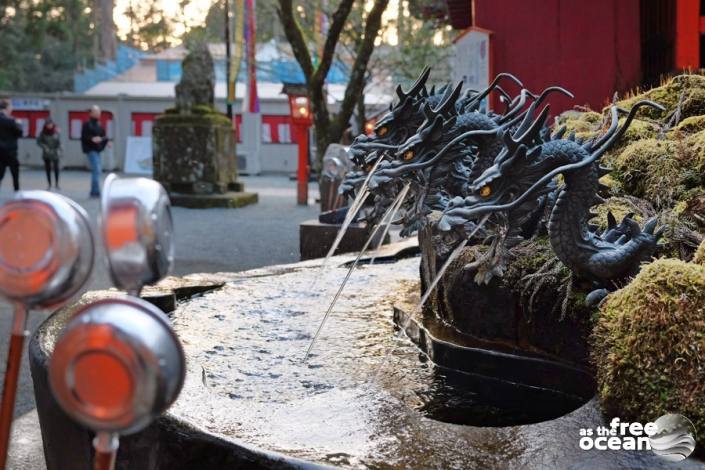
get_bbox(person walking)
[0,99,23,191]
[80,105,110,197]
[37,118,62,190]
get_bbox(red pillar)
[675,0,700,70]
[295,124,309,206]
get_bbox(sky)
[114,0,213,39]
[114,0,407,46]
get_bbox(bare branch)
[311,0,354,87]
[332,0,389,137]
[276,0,314,82]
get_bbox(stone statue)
[175,42,215,112]
[152,41,257,208]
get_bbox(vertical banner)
[229,0,245,105]
[243,0,259,113]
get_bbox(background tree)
[276,0,390,169]
[0,0,97,91]
[97,0,117,60]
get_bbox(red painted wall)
[473,0,642,112]
[675,0,700,69]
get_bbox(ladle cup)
[48,297,185,470]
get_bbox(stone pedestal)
[152,112,257,209]
[299,219,390,260]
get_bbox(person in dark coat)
[0,99,23,191]
[37,118,62,190]
[80,105,110,197]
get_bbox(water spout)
[304,182,412,361]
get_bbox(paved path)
[0,169,319,451]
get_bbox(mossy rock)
[694,239,705,265]
[685,130,705,182]
[556,110,602,141]
[602,118,660,164]
[612,139,683,206]
[590,196,651,231]
[681,87,705,119]
[598,174,622,195]
[669,115,705,136]
[155,112,231,127]
[674,186,705,227]
[191,104,218,115]
[616,74,705,120]
[592,258,705,446]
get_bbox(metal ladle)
[48,297,185,470]
[0,191,94,469]
[50,174,178,470]
[100,173,173,296]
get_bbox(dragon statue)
[340,70,525,228]
[437,99,667,303]
[367,83,573,239]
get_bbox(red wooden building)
[446,0,705,112]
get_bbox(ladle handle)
[0,305,28,470]
[93,432,119,470]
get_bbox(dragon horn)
[514,86,574,137]
[464,72,525,111]
[395,84,406,101]
[497,89,529,124]
[513,104,551,146]
[494,85,512,114]
[434,81,463,116]
[422,102,434,121]
[406,66,431,96]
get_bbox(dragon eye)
[403,150,414,161]
[479,185,492,197]
[377,127,388,137]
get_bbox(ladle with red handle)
[0,191,94,470]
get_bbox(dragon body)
[439,100,666,292]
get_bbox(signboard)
[124,136,153,175]
[453,27,492,94]
[11,97,50,111]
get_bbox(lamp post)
[282,83,313,206]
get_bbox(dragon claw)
[643,217,658,235]
[607,211,617,229]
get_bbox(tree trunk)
[97,0,117,61]
[355,87,366,136]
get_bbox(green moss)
[694,239,705,265]
[191,104,218,115]
[592,258,705,446]
[685,130,705,182]
[603,118,660,164]
[502,237,559,286]
[612,139,683,206]
[590,197,649,231]
[616,74,705,119]
[155,112,231,127]
[670,115,705,136]
[598,174,621,195]
[556,110,603,141]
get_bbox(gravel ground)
[0,168,319,419]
